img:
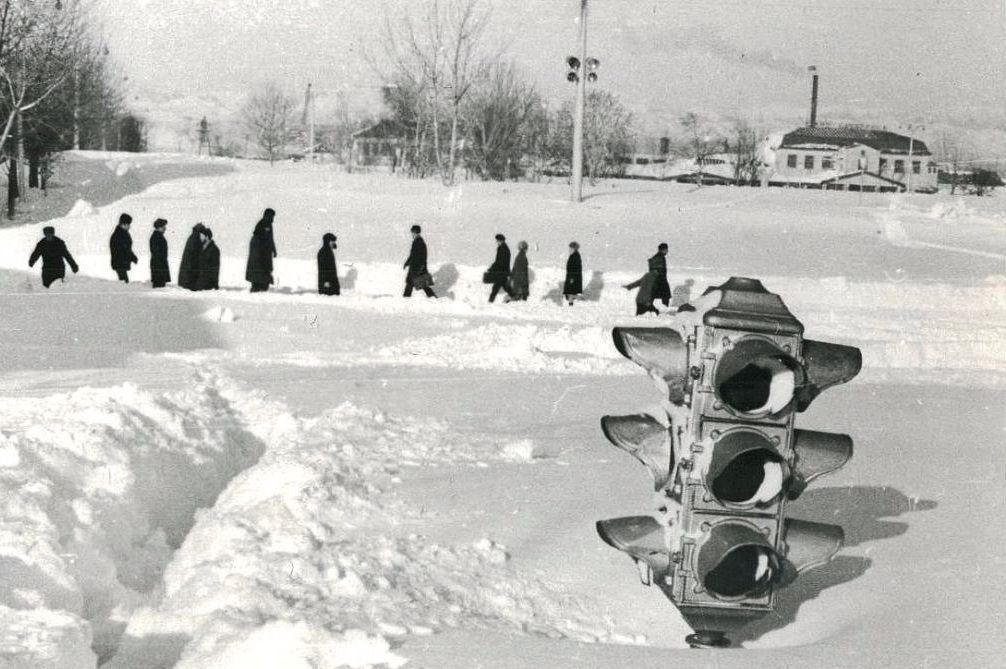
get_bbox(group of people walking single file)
[29,210,672,314]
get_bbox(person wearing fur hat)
[149,218,171,288]
[317,232,340,295]
[109,213,138,282]
[194,227,220,291]
[246,207,278,292]
[29,226,78,288]
[178,222,207,290]
[484,233,512,303]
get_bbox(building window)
[879,158,888,172]
[804,155,815,170]
[912,161,921,174]
[894,160,904,173]
[787,154,797,168]
[822,156,834,169]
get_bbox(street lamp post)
[571,0,588,202]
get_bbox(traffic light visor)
[601,414,673,490]
[612,327,689,403]
[567,56,581,70]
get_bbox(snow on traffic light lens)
[711,446,785,507]
[715,338,800,416]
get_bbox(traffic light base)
[685,630,731,649]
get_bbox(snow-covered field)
[0,152,1003,668]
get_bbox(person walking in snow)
[562,241,582,306]
[194,227,220,291]
[649,242,671,308]
[109,213,138,283]
[28,226,78,288]
[317,232,340,295]
[246,207,277,292]
[484,233,512,303]
[149,218,171,288]
[403,224,436,298]
[625,269,659,316]
[507,240,530,301]
[177,222,206,290]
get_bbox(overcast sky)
[95,0,1005,134]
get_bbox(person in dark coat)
[507,240,530,301]
[485,233,512,303]
[246,207,277,292]
[403,224,436,298]
[194,228,220,291]
[648,242,671,307]
[317,232,340,295]
[563,241,582,306]
[149,218,171,288]
[177,222,206,290]
[625,270,659,315]
[109,213,138,282]
[28,226,79,288]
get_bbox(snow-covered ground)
[0,152,1003,668]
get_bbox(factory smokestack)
[809,65,819,127]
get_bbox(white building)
[768,125,938,193]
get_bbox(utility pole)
[305,83,315,161]
[906,125,915,193]
[571,0,588,202]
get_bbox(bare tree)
[726,118,760,185]
[937,128,975,195]
[0,0,83,217]
[372,0,493,184]
[242,82,297,165]
[546,90,632,183]
[679,112,719,185]
[463,61,543,180]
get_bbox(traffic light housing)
[566,56,600,83]
[597,277,861,647]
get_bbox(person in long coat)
[177,222,206,290]
[246,208,277,292]
[648,242,671,307]
[485,233,512,302]
[403,224,436,298]
[563,241,582,306]
[194,228,220,291]
[317,232,340,295]
[149,218,171,288]
[109,213,138,282]
[29,226,78,288]
[507,240,530,301]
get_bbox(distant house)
[768,125,938,193]
[349,119,411,174]
[623,147,738,185]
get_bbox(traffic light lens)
[704,545,779,598]
[712,449,784,506]
[717,354,797,415]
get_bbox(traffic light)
[597,277,861,648]
[566,56,600,83]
